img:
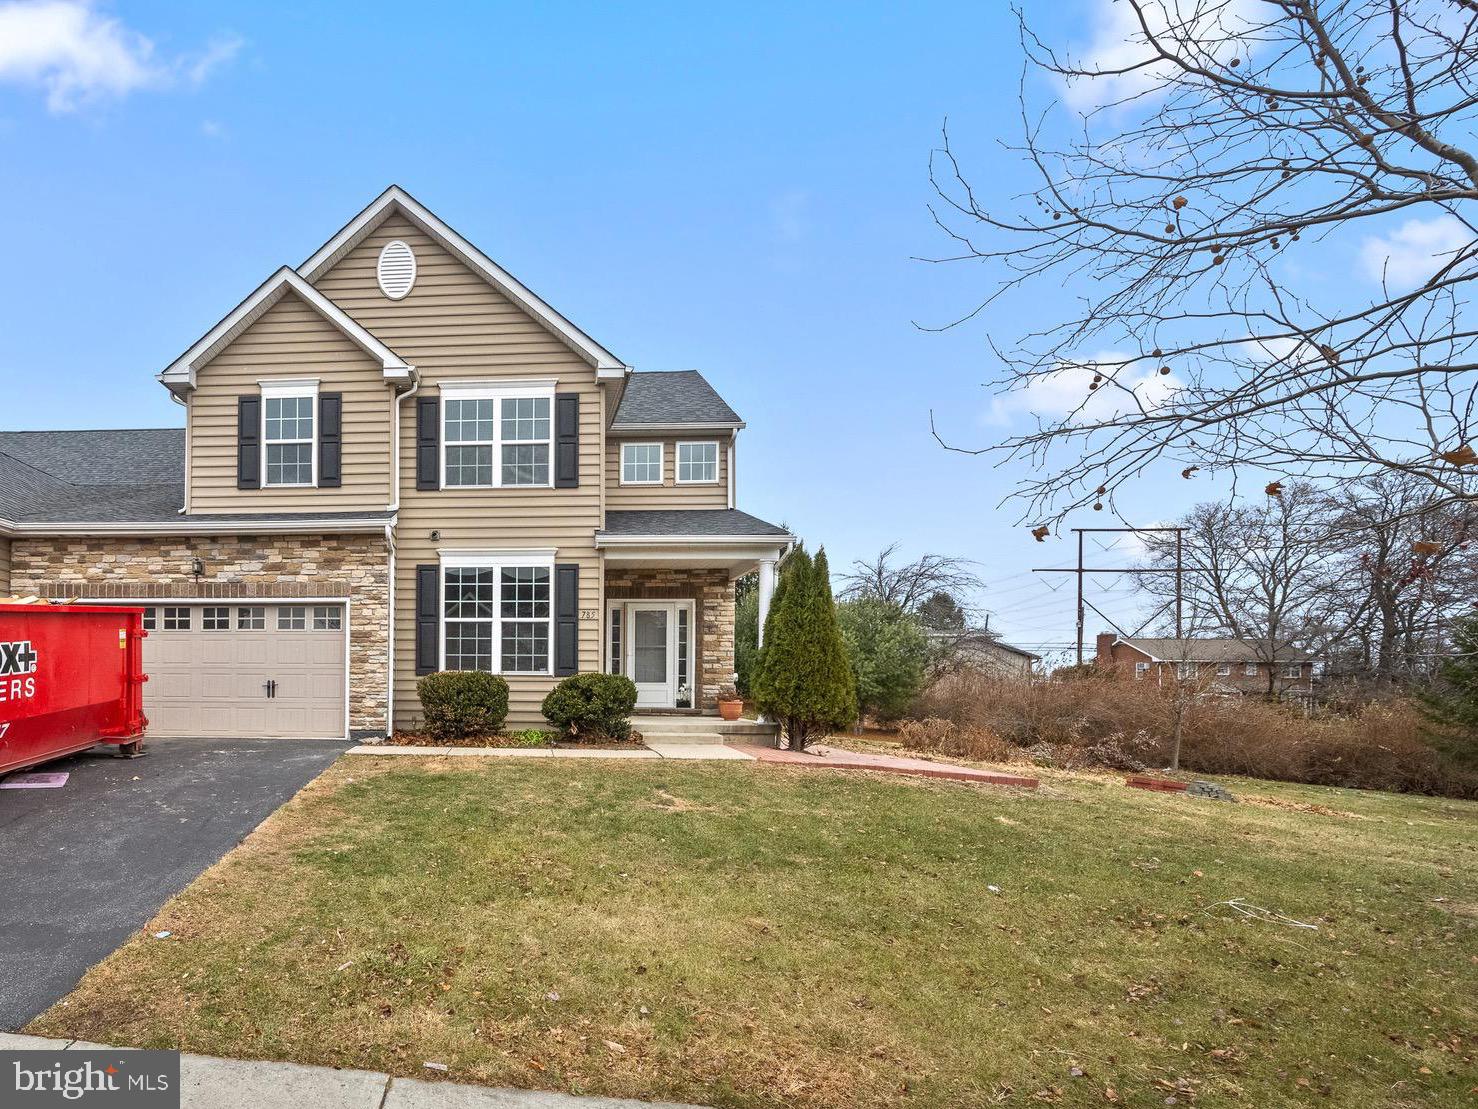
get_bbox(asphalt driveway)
[0,737,346,1029]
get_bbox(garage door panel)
[137,604,346,739]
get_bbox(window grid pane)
[445,622,493,671]
[501,397,550,443]
[501,443,549,486]
[163,607,190,631]
[312,606,342,631]
[203,607,230,631]
[677,442,718,482]
[622,443,662,483]
[264,395,314,486]
[278,606,307,631]
[445,444,493,487]
[141,608,156,631]
[237,607,265,630]
[445,398,494,443]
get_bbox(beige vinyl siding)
[313,214,604,729]
[0,536,10,594]
[606,436,729,510]
[187,293,394,513]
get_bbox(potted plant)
[716,680,744,721]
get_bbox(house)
[1094,633,1315,695]
[925,629,1039,677]
[0,186,793,740]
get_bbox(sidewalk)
[0,1033,706,1109]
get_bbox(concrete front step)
[631,716,778,745]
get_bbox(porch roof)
[598,509,789,540]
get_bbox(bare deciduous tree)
[1140,482,1332,694]
[930,0,1478,522]
[840,543,985,616]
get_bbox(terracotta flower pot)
[717,698,744,721]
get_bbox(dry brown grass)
[907,671,1478,797]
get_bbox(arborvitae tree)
[1420,614,1478,769]
[753,547,856,750]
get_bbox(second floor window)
[443,389,551,488]
[677,441,719,483]
[621,442,663,484]
[264,392,315,487]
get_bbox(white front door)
[628,603,675,708]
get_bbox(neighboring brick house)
[0,186,792,739]
[1094,633,1316,695]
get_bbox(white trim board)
[158,267,414,396]
[299,186,629,375]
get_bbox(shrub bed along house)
[905,670,1478,798]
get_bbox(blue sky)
[0,1,1443,660]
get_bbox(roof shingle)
[599,509,789,538]
[610,371,742,428]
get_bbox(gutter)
[609,420,746,432]
[596,532,795,547]
[0,515,395,537]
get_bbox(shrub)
[837,597,929,724]
[903,669,1478,798]
[542,672,638,740]
[417,671,510,740]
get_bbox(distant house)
[927,629,1040,677]
[1094,633,1315,696]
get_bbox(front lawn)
[31,759,1477,1107]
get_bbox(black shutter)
[237,395,261,490]
[554,563,579,676]
[416,395,440,491]
[554,393,579,488]
[415,565,440,675]
[319,392,342,488]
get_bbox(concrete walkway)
[348,744,753,761]
[737,742,1039,788]
[0,1033,706,1108]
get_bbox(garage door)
[138,603,346,739]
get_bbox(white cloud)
[1062,0,1260,112]
[1359,215,1475,287]
[0,1,240,112]
[984,354,1183,426]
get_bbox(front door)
[628,603,674,708]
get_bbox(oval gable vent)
[376,240,417,300]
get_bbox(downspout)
[385,374,419,737]
[727,430,736,509]
[170,391,191,514]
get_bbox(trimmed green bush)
[417,671,510,739]
[542,672,639,740]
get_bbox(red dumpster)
[0,602,148,776]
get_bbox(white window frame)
[439,380,555,490]
[260,379,319,488]
[1134,661,1149,680]
[620,441,664,485]
[440,549,557,676]
[1216,663,1231,676]
[1283,664,1302,679]
[1176,661,1197,680]
[675,440,720,484]
[1245,662,1258,676]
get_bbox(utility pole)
[1033,526,1188,665]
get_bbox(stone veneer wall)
[9,533,391,736]
[603,567,735,712]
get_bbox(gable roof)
[299,185,628,376]
[610,370,744,430]
[158,268,414,396]
[1116,637,1313,663]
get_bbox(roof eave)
[609,420,746,433]
[0,515,394,537]
[596,532,794,547]
[157,267,414,394]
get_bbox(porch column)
[756,555,777,648]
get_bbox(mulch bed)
[388,731,645,751]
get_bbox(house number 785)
[579,610,597,621]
